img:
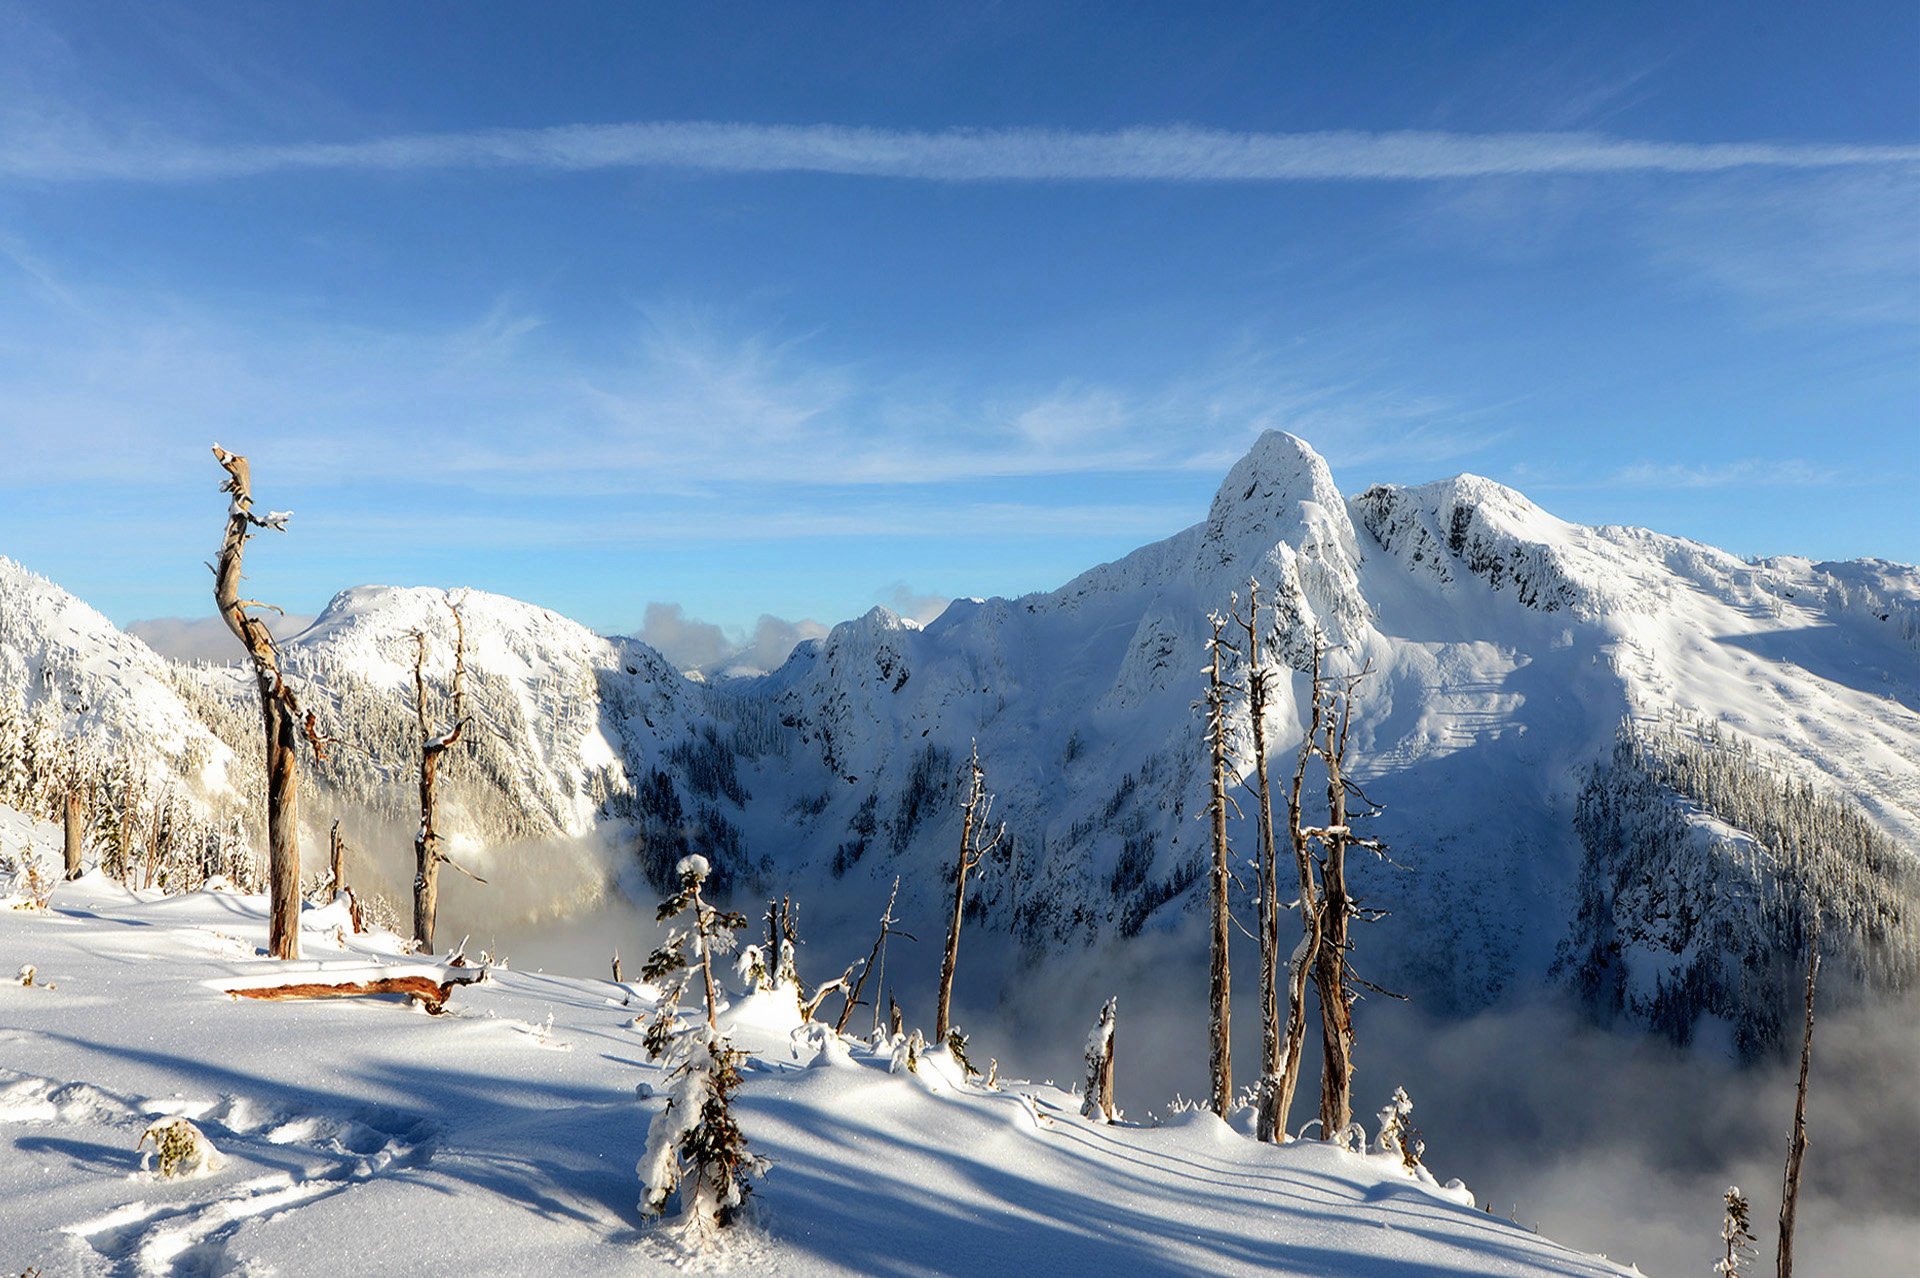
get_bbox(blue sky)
[1,2,1915,659]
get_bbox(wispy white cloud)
[127,612,314,663]
[4,119,1917,185]
[1607,459,1845,489]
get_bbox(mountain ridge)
[2,434,1915,1053]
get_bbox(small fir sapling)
[1373,1087,1424,1173]
[138,1117,223,1179]
[945,1027,977,1078]
[635,855,767,1235]
[1715,1186,1757,1278]
[890,1028,926,1075]
[1081,996,1119,1123]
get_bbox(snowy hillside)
[0,556,237,795]
[2,435,1916,1056]
[0,819,1639,1278]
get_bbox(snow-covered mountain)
[5,434,1916,1054]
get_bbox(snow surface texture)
[0,834,1637,1278]
[4,434,1913,1049]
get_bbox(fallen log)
[223,967,485,1015]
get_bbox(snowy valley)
[2,432,1917,1275]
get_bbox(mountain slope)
[4,435,1916,1055]
[0,822,1639,1278]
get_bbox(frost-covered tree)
[637,855,765,1237]
[1373,1086,1423,1173]
[1081,996,1118,1123]
[934,741,1004,1043]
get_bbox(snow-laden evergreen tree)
[636,855,767,1238]
[1373,1087,1423,1173]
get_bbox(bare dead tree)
[63,789,83,880]
[1235,581,1287,1141]
[934,741,1005,1043]
[212,445,322,960]
[1304,659,1396,1144]
[1081,996,1118,1123]
[1275,637,1329,1138]
[800,959,863,1022]
[1311,668,1359,1142]
[411,595,485,951]
[1778,927,1820,1278]
[1202,611,1241,1116]
[838,876,916,1034]
[764,895,800,991]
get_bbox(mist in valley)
[431,829,1918,1278]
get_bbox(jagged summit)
[1198,430,1368,652]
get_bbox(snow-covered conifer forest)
[2,433,1916,1275]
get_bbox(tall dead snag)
[212,445,315,961]
[1235,582,1286,1141]
[411,596,483,952]
[1778,929,1820,1278]
[1081,996,1118,1123]
[1306,660,1394,1145]
[1275,639,1329,1139]
[1202,612,1241,1117]
[934,741,1004,1044]
[63,789,84,880]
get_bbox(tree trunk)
[694,884,720,1027]
[1275,653,1327,1140]
[329,821,345,893]
[935,842,970,1043]
[409,603,468,954]
[413,744,443,951]
[211,446,305,961]
[1242,584,1284,1142]
[1313,713,1355,1142]
[263,696,302,957]
[1778,935,1820,1278]
[1205,619,1233,1117]
[936,747,986,1043]
[1082,997,1118,1123]
[63,789,83,880]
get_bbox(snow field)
[1,830,1636,1277]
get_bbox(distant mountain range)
[3,432,1915,1052]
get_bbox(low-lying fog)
[376,828,1918,1278]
